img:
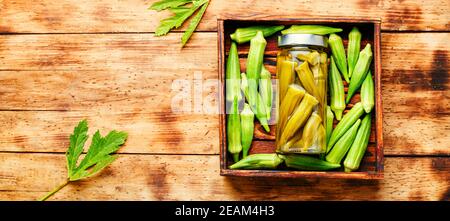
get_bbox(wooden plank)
[383,113,450,155]
[0,0,448,33]
[0,153,448,200]
[0,111,218,154]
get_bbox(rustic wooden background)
[0,0,449,200]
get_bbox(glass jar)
[275,34,329,154]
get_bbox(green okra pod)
[326,105,334,144]
[279,93,318,146]
[229,153,284,169]
[246,31,267,111]
[255,93,270,132]
[281,25,343,35]
[225,42,242,105]
[227,96,242,162]
[329,33,349,83]
[241,72,249,98]
[346,43,373,104]
[327,102,365,152]
[347,27,361,78]
[284,154,341,171]
[260,66,273,120]
[241,73,270,132]
[277,84,306,136]
[329,57,345,121]
[326,119,361,164]
[344,113,372,172]
[240,103,254,158]
[361,70,374,113]
[230,25,285,44]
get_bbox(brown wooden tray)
[218,17,383,179]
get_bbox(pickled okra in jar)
[276,34,329,154]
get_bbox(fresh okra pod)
[295,62,318,98]
[326,119,361,164]
[329,33,349,83]
[347,27,361,78]
[227,96,242,162]
[240,103,254,158]
[329,57,345,121]
[344,113,372,172]
[297,51,321,66]
[279,93,318,146]
[240,72,249,98]
[255,93,270,132]
[278,60,297,102]
[327,102,365,152]
[284,154,341,171]
[277,84,306,136]
[241,73,270,132]
[361,70,374,113]
[346,43,373,104]
[281,25,343,35]
[225,42,242,105]
[229,153,284,169]
[246,31,267,111]
[230,25,285,44]
[259,66,273,120]
[326,105,334,144]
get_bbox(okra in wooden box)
[218,18,383,179]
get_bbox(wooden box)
[218,17,383,179]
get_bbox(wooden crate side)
[374,22,384,177]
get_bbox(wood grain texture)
[0,33,448,155]
[0,111,218,154]
[0,153,448,200]
[0,0,449,33]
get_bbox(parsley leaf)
[151,0,210,46]
[154,0,208,36]
[181,0,209,46]
[39,120,127,201]
[149,0,193,11]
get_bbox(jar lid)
[278,34,328,48]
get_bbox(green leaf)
[149,0,192,11]
[40,120,128,201]
[181,0,209,46]
[154,0,208,36]
[65,119,88,178]
[68,127,128,181]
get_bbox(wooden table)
[0,0,448,201]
